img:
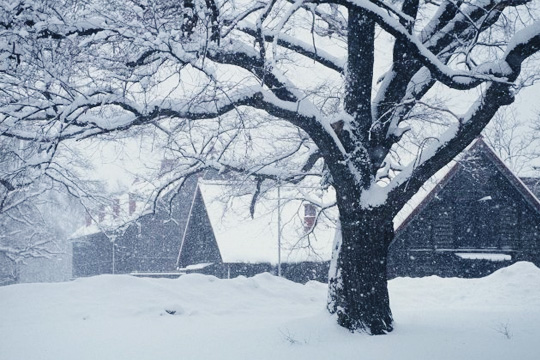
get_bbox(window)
[304,203,317,232]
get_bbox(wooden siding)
[390,141,540,278]
[192,261,330,284]
[72,232,113,277]
[177,188,222,268]
[72,177,199,277]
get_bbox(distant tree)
[0,138,60,284]
[1,0,540,333]
[0,135,97,284]
[483,108,540,174]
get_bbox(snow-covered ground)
[1,262,539,360]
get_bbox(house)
[71,173,336,283]
[71,176,200,277]
[176,182,335,283]
[388,138,540,278]
[72,138,540,282]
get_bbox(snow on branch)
[504,22,540,73]
[238,25,345,73]
[0,239,59,263]
[380,80,530,212]
[364,21,540,211]
[346,0,526,90]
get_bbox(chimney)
[85,213,92,227]
[304,203,317,232]
[159,159,175,176]
[113,198,120,218]
[98,205,105,222]
[129,193,136,216]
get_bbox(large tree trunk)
[328,203,394,335]
[324,5,393,335]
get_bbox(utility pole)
[277,182,282,277]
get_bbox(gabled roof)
[198,182,336,264]
[395,137,540,235]
[520,177,540,199]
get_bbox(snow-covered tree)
[483,108,540,174]
[0,139,60,283]
[1,0,540,333]
[0,109,99,284]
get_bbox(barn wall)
[188,261,330,283]
[72,177,199,277]
[112,210,183,273]
[177,188,222,268]
[72,232,113,277]
[389,149,540,278]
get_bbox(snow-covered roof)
[198,182,336,265]
[520,177,540,199]
[70,223,102,239]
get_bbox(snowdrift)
[1,262,539,360]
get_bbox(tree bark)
[328,198,394,334]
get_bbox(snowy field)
[1,262,539,360]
